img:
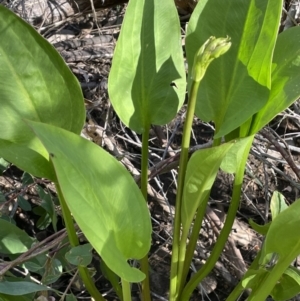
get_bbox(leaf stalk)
[140,124,151,301]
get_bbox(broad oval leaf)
[186,0,282,138]
[0,6,85,179]
[251,26,300,133]
[108,0,185,133]
[27,121,152,282]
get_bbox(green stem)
[169,79,200,301]
[122,279,132,301]
[225,251,262,301]
[176,227,190,294]
[140,125,151,301]
[55,183,105,301]
[180,136,254,301]
[179,193,210,291]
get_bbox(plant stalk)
[140,125,151,301]
[170,79,200,301]
[122,279,132,301]
[170,36,232,300]
[179,193,210,291]
[225,250,262,301]
[55,183,106,301]
[180,136,253,301]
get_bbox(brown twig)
[261,128,300,181]
[146,141,213,181]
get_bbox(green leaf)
[0,216,15,225]
[100,260,123,300]
[261,199,300,266]
[32,206,51,230]
[54,238,73,271]
[242,268,270,290]
[21,172,34,186]
[0,219,34,254]
[0,158,9,175]
[251,26,300,133]
[220,135,254,173]
[24,261,44,273]
[108,0,185,133]
[186,0,282,138]
[270,191,288,221]
[0,281,49,295]
[66,294,78,301]
[17,196,32,211]
[65,244,93,267]
[249,219,270,236]
[271,266,300,301]
[181,142,234,229]
[0,295,31,301]
[0,6,85,180]
[24,257,63,286]
[23,253,52,274]
[27,121,152,282]
[42,259,63,285]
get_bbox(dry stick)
[152,124,177,158]
[261,128,300,181]
[146,141,213,181]
[261,156,271,223]
[60,269,80,301]
[89,0,102,37]
[250,148,300,190]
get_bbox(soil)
[1,0,300,300]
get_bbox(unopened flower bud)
[191,36,231,82]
